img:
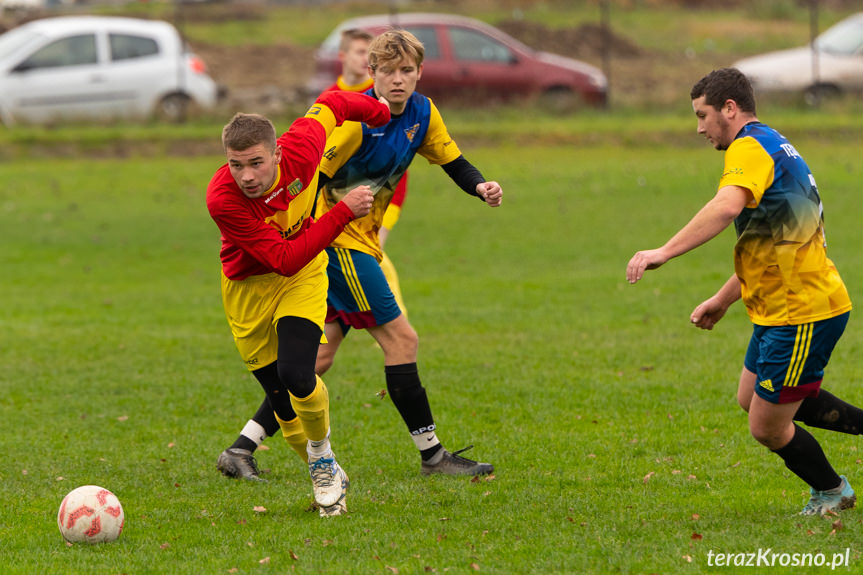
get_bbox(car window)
[110,33,160,61]
[18,34,97,70]
[816,17,863,55]
[404,26,440,60]
[449,27,512,63]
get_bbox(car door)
[443,25,527,100]
[104,31,175,117]
[2,32,111,123]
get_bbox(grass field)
[3,104,863,574]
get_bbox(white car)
[0,16,219,125]
[733,12,863,104]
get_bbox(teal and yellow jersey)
[720,122,851,326]
[316,91,462,260]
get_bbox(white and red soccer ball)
[57,485,124,544]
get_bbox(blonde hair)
[221,113,276,152]
[368,29,424,71]
[339,28,373,52]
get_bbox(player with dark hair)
[218,29,501,481]
[206,91,389,516]
[627,67,862,516]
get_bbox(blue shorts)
[325,247,402,330]
[745,312,849,404]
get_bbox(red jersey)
[206,91,389,281]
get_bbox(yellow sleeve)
[418,100,463,166]
[381,203,402,231]
[719,136,775,207]
[318,121,364,178]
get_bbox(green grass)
[3,105,863,573]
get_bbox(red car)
[309,13,607,108]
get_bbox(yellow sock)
[275,413,309,463]
[290,376,330,443]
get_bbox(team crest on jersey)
[404,123,420,143]
[286,178,303,197]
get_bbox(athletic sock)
[772,424,842,491]
[275,414,309,463]
[794,389,863,435]
[230,419,267,452]
[385,362,442,461]
[290,375,330,443]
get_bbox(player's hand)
[626,248,669,284]
[690,297,728,330]
[341,185,375,218]
[378,95,391,111]
[476,181,502,207]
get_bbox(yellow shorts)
[221,252,328,371]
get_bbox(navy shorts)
[325,247,402,330]
[745,312,849,404]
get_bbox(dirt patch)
[496,20,643,60]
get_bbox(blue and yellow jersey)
[720,122,851,326]
[316,91,462,260]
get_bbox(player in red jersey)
[207,90,389,516]
[217,29,409,482]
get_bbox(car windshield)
[816,16,863,55]
[0,27,44,60]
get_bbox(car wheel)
[537,87,583,114]
[803,84,840,107]
[156,93,190,123]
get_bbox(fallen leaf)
[643,471,655,484]
[385,567,398,574]
[436,533,447,542]
[691,533,703,540]
[470,563,480,571]
[682,555,693,563]
[687,475,697,480]
[691,514,700,520]
[236,519,247,525]
[174,483,181,488]
[587,453,596,458]
[290,550,299,560]
[376,389,387,399]
[168,442,175,448]
[258,444,270,451]
[117,415,129,421]
[160,543,170,550]
[439,517,450,521]
[671,470,681,475]
[731,461,741,468]
[253,506,267,513]
[832,519,844,532]
[806,529,815,535]
[228,569,238,574]
[56,476,65,481]
[259,557,270,564]
[424,568,436,573]
[322,539,333,546]
[21,470,27,475]
[471,476,480,483]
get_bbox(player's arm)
[440,156,502,207]
[210,186,374,278]
[279,91,390,189]
[626,184,752,284]
[690,273,742,330]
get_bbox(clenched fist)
[341,185,375,218]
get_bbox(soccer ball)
[57,485,125,544]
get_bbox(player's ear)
[274,145,282,163]
[416,63,423,81]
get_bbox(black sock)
[230,435,258,452]
[385,362,440,461]
[772,424,841,491]
[794,389,863,435]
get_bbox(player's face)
[692,95,733,151]
[341,39,370,80]
[371,56,422,114]
[226,144,281,198]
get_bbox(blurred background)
[0,0,860,126]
